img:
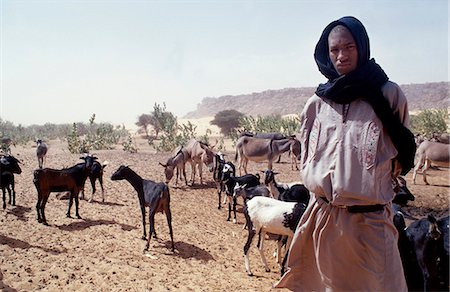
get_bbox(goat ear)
[159,162,167,167]
[273,172,279,175]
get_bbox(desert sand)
[1,136,449,291]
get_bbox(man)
[275,16,415,291]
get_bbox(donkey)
[234,136,296,175]
[413,140,449,185]
[111,165,174,252]
[184,139,215,185]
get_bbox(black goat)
[394,213,447,291]
[221,167,260,223]
[392,176,415,205]
[1,155,22,209]
[80,158,108,203]
[33,155,96,225]
[111,165,174,252]
[213,152,235,209]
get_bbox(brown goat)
[33,155,97,225]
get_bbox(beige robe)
[275,81,408,291]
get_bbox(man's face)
[328,27,358,75]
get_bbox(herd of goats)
[0,132,449,291]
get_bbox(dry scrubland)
[1,133,449,291]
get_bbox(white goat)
[36,139,48,169]
[243,196,306,276]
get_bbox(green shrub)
[410,109,448,138]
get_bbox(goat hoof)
[76,215,82,219]
[43,221,49,226]
[66,214,72,218]
[247,272,253,277]
[88,199,93,203]
[141,236,147,241]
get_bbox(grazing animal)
[36,139,48,169]
[240,131,286,140]
[80,156,108,202]
[432,133,450,144]
[243,196,307,276]
[395,213,446,291]
[392,176,415,205]
[289,138,301,170]
[235,136,296,175]
[33,155,97,225]
[221,168,260,223]
[233,184,271,204]
[160,146,188,186]
[213,152,235,209]
[263,170,308,202]
[0,155,22,209]
[437,216,449,289]
[412,140,449,185]
[111,165,174,252]
[184,139,215,185]
[239,132,288,163]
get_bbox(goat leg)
[40,194,49,225]
[257,231,270,272]
[2,190,6,209]
[74,191,82,219]
[244,225,256,276]
[145,212,156,251]
[140,205,147,240]
[165,206,175,252]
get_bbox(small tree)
[149,102,176,139]
[210,110,244,136]
[410,109,448,137]
[135,114,153,138]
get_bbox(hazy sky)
[1,0,448,128]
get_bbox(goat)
[160,146,188,186]
[243,196,306,276]
[213,152,235,209]
[437,216,449,289]
[36,139,48,169]
[0,155,22,209]
[80,157,108,202]
[413,140,449,185]
[233,184,271,204]
[392,176,415,205]
[394,213,445,291]
[111,165,174,252]
[33,155,97,225]
[263,170,309,203]
[221,168,260,223]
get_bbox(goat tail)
[102,160,109,169]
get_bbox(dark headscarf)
[314,16,416,175]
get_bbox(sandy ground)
[1,138,449,291]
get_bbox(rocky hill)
[184,82,449,118]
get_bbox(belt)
[319,197,385,213]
